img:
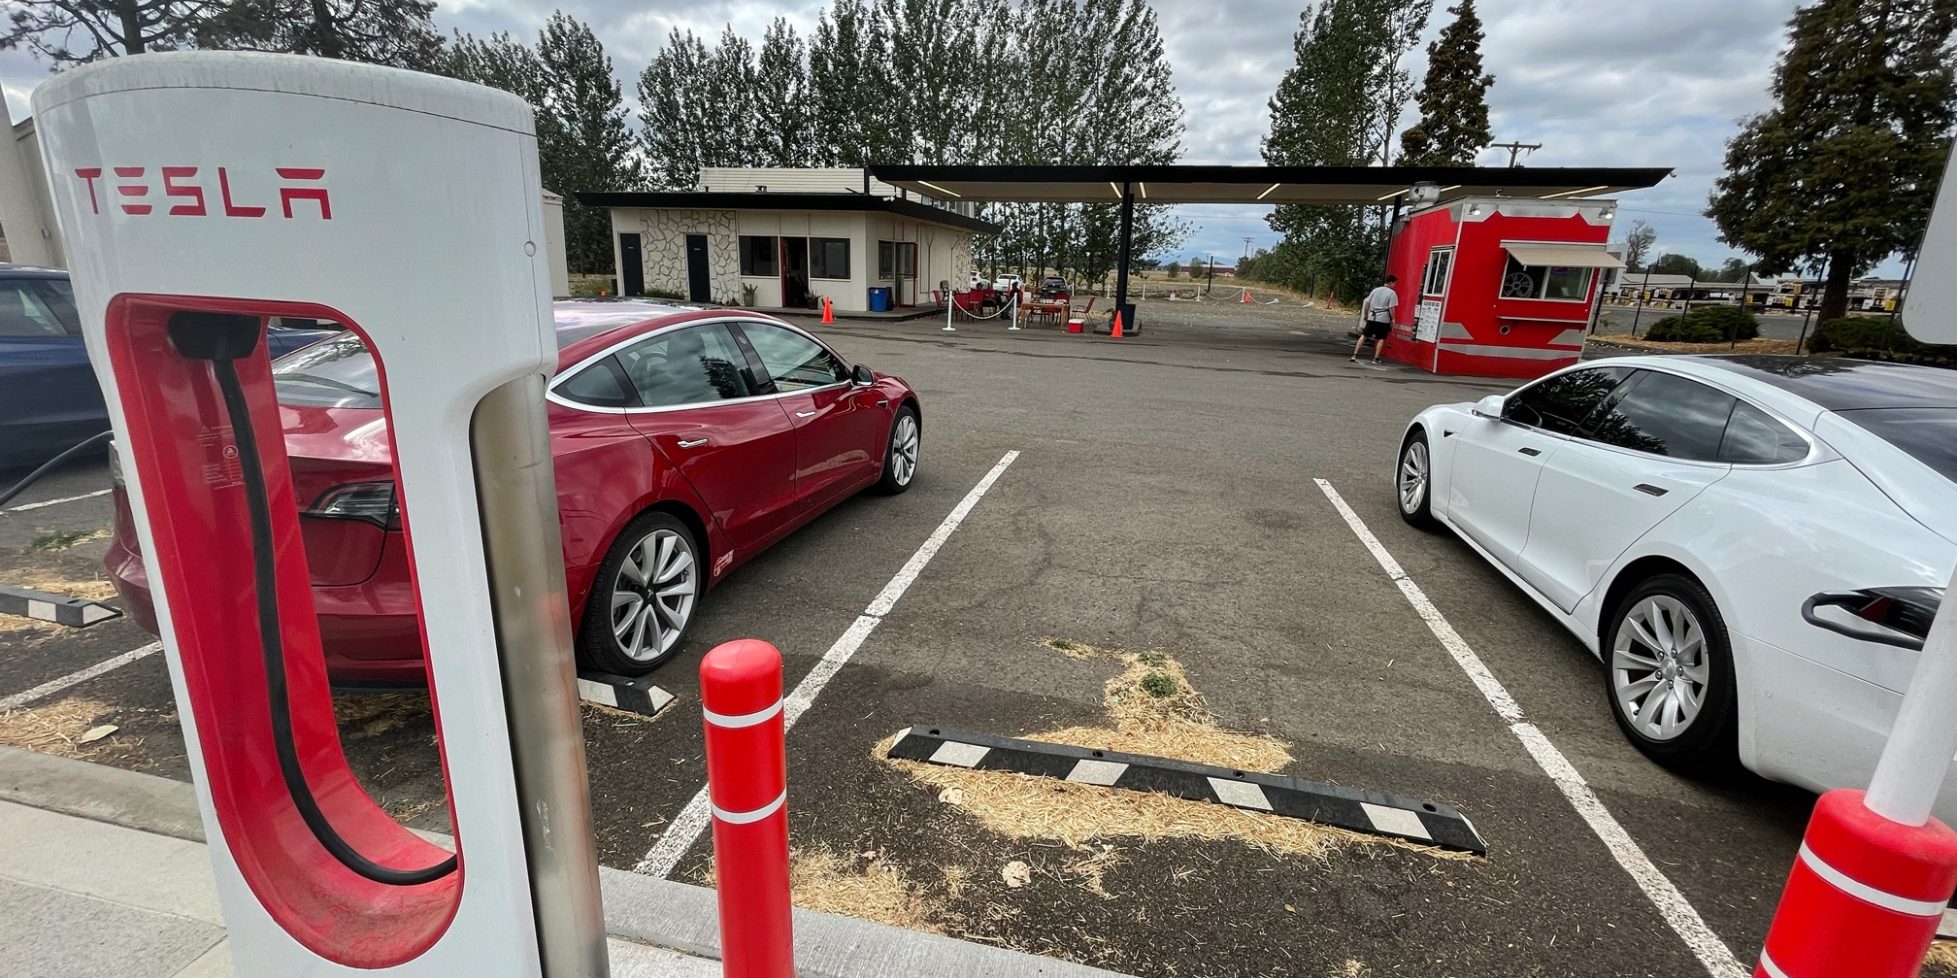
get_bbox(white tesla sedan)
[1396,355,1956,812]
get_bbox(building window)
[1421,247,1453,297]
[739,236,778,277]
[1500,255,1593,302]
[878,241,917,279]
[810,237,850,279]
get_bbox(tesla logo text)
[72,166,331,220]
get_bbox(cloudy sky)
[1,0,1841,271]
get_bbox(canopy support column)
[1113,181,1134,331]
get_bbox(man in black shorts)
[1353,274,1398,364]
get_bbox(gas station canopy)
[870,164,1672,205]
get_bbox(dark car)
[0,265,336,469]
[1037,276,1072,300]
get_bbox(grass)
[1138,670,1179,699]
[29,528,100,552]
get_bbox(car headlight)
[306,481,401,529]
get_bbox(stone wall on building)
[632,209,739,301]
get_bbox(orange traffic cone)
[820,296,834,325]
[1240,288,1252,303]
[1110,310,1125,339]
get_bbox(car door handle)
[1633,483,1667,497]
[677,437,710,449]
[1518,447,1542,457]
[795,410,816,419]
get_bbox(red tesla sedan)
[106,300,923,683]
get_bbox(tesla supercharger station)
[34,53,607,976]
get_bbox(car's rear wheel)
[1396,430,1436,527]
[577,511,699,676]
[1603,574,1738,771]
[875,407,920,494]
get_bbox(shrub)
[1641,305,1759,343]
[1643,316,1723,343]
[1807,316,1918,353]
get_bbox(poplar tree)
[1397,0,1493,166]
[754,19,814,167]
[809,0,901,167]
[1707,0,1957,321]
[536,12,641,273]
[638,30,715,189]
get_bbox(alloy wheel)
[890,414,919,487]
[1398,440,1429,514]
[610,528,697,663]
[1610,595,1710,741]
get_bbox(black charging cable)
[0,430,114,510]
[172,312,456,887]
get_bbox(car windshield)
[1839,407,1957,483]
[274,308,658,409]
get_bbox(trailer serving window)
[1500,256,1592,301]
[1421,247,1454,297]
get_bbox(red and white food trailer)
[1382,196,1622,379]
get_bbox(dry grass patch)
[0,696,140,760]
[696,847,943,934]
[1926,941,1957,972]
[333,692,431,739]
[1593,335,1804,355]
[882,641,1467,862]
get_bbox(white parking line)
[1313,479,1746,978]
[3,488,113,513]
[632,450,1021,877]
[0,642,163,712]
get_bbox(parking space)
[2,301,1946,977]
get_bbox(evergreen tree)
[703,26,761,166]
[537,12,642,273]
[1707,0,1957,321]
[639,30,715,189]
[1397,0,1492,166]
[199,0,443,69]
[878,0,984,164]
[754,18,814,167]
[3,0,216,64]
[446,30,548,104]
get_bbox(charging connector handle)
[178,311,456,887]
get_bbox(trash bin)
[868,287,891,313]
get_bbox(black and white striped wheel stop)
[576,671,676,717]
[887,725,1485,854]
[0,584,121,628]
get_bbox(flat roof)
[869,164,1671,205]
[574,191,1001,235]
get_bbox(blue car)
[0,265,336,470]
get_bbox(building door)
[779,237,809,310]
[685,234,711,302]
[619,233,644,296]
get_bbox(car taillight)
[306,481,401,529]
[107,439,123,488]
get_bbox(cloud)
[4,0,1889,273]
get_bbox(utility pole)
[1489,141,1543,168]
[1242,237,1252,261]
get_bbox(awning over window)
[1502,242,1625,268]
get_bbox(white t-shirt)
[1364,285,1399,323]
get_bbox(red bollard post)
[1755,789,1957,978]
[700,640,794,978]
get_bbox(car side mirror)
[1472,394,1506,419]
[852,363,875,386]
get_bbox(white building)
[580,167,998,314]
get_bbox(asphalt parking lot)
[1,297,1945,978]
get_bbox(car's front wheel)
[875,406,920,494]
[1603,574,1738,771]
[577,511,700,676]
[1397,430,1436,527]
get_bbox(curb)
[0,747,1134,978]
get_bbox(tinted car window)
[741,323,849,391]
[0,278,76,337]
[274,333,382,408]
[1505,366,1631,435]
[616,324,753,408]
[1720,402,1808,465]
[1839,408,1957,483]
[556,356,637,408]
[1585,371,1736,461]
